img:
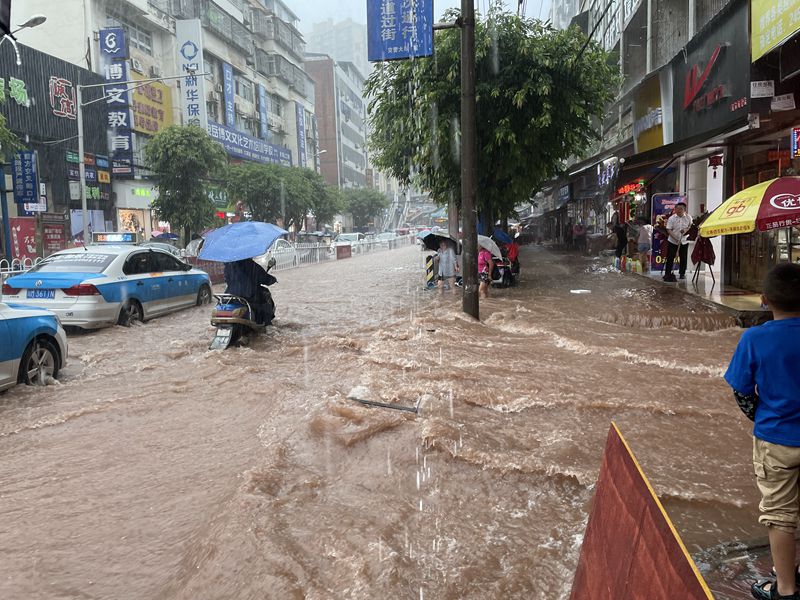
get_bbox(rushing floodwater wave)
[0,245,760,598]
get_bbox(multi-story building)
[8,0,317,241]
[305,19,370,83]
[543,0,800,292]
[305,54,368,190]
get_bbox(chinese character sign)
[295,102,307,168]
[11,150,39,204]
[223,62,235,128]
[49,76,77,120]
[131,72,173,135]
[751,0,800,61]
[176,19,209,130]
[792,127,800,159]
[367,0,434,62]
[99,27,135,179]
[258,83,270,141]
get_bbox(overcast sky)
[294,1,554,33]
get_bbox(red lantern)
[708,155,723,179]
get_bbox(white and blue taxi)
[0,301,68,391]
[2,239,212,330]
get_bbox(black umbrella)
[419,230,457,252]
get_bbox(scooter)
[209,261,277,350]
[491,257,516,288]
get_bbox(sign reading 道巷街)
[752,0,800,62]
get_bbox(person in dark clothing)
[223,259,275,325]
[608,222,627,259]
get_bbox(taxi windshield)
[29,253,116,273]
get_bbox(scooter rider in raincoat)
[223,258,275,325]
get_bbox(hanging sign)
[222,62,235,128]
[11,150,39,204]
[367,0,434,62]
[99,27,134,178]
[792,127,800,159]
[295,102,307,168]
[175,19,209,130]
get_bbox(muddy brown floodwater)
[0,244,762,599]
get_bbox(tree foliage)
[227,162,343,232]
[144,125,227,238]
[365,3,620,220]
[343,188,390,229]
[0,98,21,160]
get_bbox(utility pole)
[460,0,479,319]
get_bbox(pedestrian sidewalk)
[634,267,770,327]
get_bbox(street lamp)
[75,72,209,243]
[0,14,47,259]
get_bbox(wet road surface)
[0,244,764,598]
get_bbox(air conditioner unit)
[214,83,223,93]
[234,102,243,115]
[149,65,163,79]
[130,57,144,74]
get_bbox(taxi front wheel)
[118,300,143,327]
[19,338,59,385]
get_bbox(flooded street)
[0,244,760,599]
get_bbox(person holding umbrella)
[437,238,459,293]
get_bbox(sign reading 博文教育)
[175,19,208,130]
[222,62,235,128]
[99,27,135,178]
[367,0,434,62]
[295,102,307,168]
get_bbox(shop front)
[721,0,800,290]
[113,180,159,239]
[0,42,109,258]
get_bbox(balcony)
[202,3,252,53]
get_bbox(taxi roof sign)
[92,232,139,244]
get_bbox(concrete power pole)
[460,0,479,320]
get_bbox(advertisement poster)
[651,193,686,272]
[43,223,66,255]
[69,209,105,241]
[9,217,37,261]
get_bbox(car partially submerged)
[0,301,68,391]
[2,246,212,330]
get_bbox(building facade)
[6,0,318,246]
[541,0,800,291]
[305,54,368,190]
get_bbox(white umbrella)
[477,234,503,258]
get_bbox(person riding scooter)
[223,258,276,325]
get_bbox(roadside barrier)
[0,257,43,285]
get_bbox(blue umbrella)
[155,232,179,240]
[199,221,288,263]
[492,228,513,245]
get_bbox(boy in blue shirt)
[725,263,800,600]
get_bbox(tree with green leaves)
[144,125,228,242]
[365,3,619,222]
[343,187,390,229]
[227,162,283,224]
[0,100,20,159]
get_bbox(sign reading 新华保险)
[751,0,800,61]
[367,0,434,62]
[176,19,208,130]
[207,121,292,166]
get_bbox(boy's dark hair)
[676,202,687,208]
[764,263,800,312]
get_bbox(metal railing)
[0,257,43,285]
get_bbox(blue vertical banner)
[11,150,38,203]
[258,83,270,141]
[295,102,307,168]
[367,0,434,62]
[222,62,236,128]
[99,27,135,178]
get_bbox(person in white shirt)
[664,202,692,282]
